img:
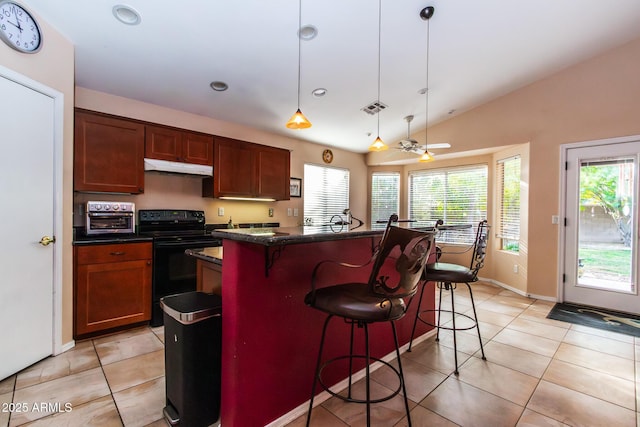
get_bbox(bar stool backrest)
[469,220,490,280]
[368,218,435,300]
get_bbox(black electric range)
[138,209,224,326]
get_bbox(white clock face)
[0,1,41,53]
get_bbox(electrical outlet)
[218,207,224,216]
[287,208,292,216]
[293,208,299,217]
[268,208,274,217]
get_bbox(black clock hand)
[7,19,21,30]
[12,7,22,31]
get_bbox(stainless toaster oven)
[85,201,135,235]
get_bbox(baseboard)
[58,340,75,355]
[480,276,558,302]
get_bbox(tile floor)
[1,281,638,426]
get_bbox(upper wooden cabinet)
[74,110,145,194]
[145,125,213,165]
[203,136,290,200]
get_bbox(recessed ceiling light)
[112,5,141,25]
[311,88,327,97]
[210,81,229,91]
[298,25,318,41]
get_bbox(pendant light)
[286,0,312,129]
[368,0,388,151]
[419,6,435,163]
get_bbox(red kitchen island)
[210,224,436,426]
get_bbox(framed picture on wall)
[290,177,302,198]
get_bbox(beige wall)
[75,88,369,227]
[0,12,75,345]
[370,35,640,299]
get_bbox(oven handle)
[154,240,222,249]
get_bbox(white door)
[0,73,56,380]
[563,139,640,314]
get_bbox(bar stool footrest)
[416,309,478,331]
[318,355,402,404]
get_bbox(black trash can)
[160,292,222,427]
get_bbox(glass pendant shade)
[286,109,312,129]
[419,150,435,162]
[368,136,388,151]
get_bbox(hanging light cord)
[296,0,302,109]
[376,0,382,137]
[424,9,430,152]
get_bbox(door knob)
[39,235,56,246]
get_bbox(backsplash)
[73,172,302,228]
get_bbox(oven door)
[86,212,135,234]
[151,238,221,326]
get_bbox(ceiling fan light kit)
[286,0,312,130]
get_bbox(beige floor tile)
[554,342,635,380]
[460,320,504,340]
[527,380,636,427]
[15,341,100,390]
[478,341,551,378]
[507,317,568,342]
[0,376,15,395]
[102,350,164,393]
[1,392,12,427]
[563,329,635,359]
[420,376,523,427]
[634,344,639,360]
[113,377,166,427]
[517,309,572,329]
[543,359,635,410]
[476,299,527,317]
[21,395,122,427]
[393,404,458,427]
[321,377,414,427]
[9,367,110,426]
[474,308,515,327]
[403,339,472,376]
[151,327,164,344]
[144,419,171,427]
[492,328,561,357]
[493,292,535,307]
[457,357,538,406]
[370,357,447,403]
[431,327,485,356]
[288,405,347,427]
[95,329,163,366]
[569,323,635,343]
[516,408,570,426]
[636,362,639,413]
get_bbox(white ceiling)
[22,0,640,154]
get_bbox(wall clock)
[0,1,42,53]
[322,149,333,164]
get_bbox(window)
[303,163,349,225]
[371,172,400,225]
[498,156,521,251]
[409,164,488,244]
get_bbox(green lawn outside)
[579,247,631,276]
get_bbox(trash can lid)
[160,292,222,325]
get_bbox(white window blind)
[371,172,400,225]
[498,156,521,250]
[409,164,488,244]
[303,163,349,226]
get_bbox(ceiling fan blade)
[428,142,451,149]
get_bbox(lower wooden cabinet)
[196,259,222,295]
[74,242,152,337]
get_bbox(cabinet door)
[74,111,145,193]
[256,147,290,200]
[75,259,152,336]
[145,125,182,162]
[210,137,255,197]
[183,132,214,165]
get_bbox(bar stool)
[408,220,489,375]
[304,215,435,426]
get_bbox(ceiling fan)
[397,115,450,155]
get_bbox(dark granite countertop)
[73,233,153,246]
[210,222,440,247]
[185,247,223,265]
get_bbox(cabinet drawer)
[76,242,152,265]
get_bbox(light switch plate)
[293,208,299,217]
[287,208,292,216]
[268,208,274,217]
[218,207,224,216]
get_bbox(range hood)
[144,158,213,176]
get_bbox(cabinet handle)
[110,251,125,256]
